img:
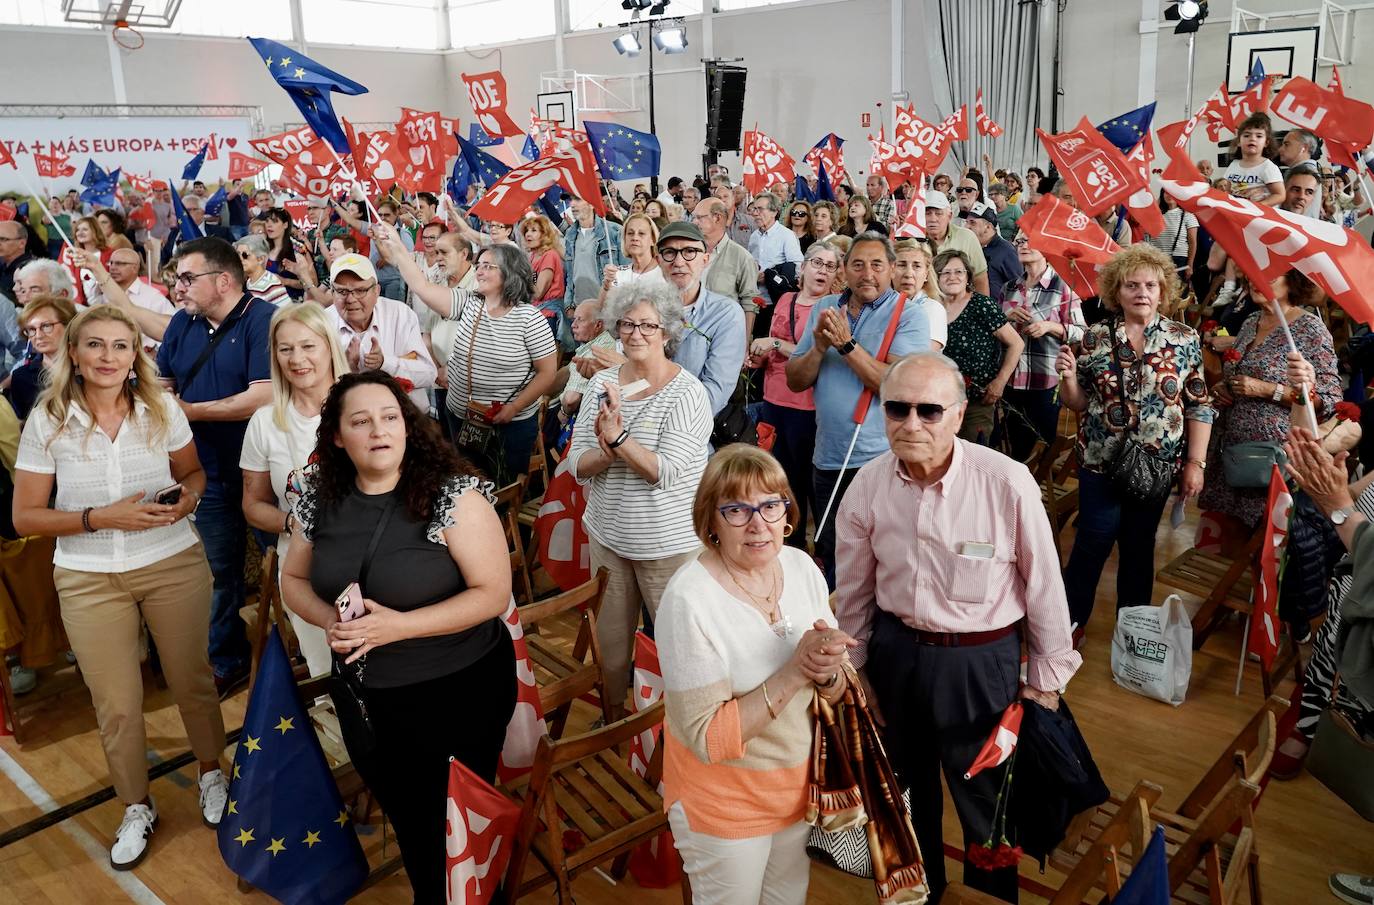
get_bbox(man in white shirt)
[101,247,176,348]
[746,192,804,276]
[324,254,436,409]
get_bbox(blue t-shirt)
[156,293,273,483]
[791,288,930,470]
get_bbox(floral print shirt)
[1075,315,1214,473]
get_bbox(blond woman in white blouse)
[12,306,227,872]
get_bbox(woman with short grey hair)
[234,234,290,307]
[568,281,712,717]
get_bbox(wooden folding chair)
[1032,434,1079,558]
[519,569,612,738]
[499,702,669,904]
[946,781,1158,904]
[493,476,537,606]
[240,548,303,688]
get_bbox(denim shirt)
[671,287,746,417]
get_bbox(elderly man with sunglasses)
[835,352,1080,904]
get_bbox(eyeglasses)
[174,270,224,287]
[22,321,60,338]
[616,320,661,337]
[717,498,791,527]
[658,247,703,263]
[807,259,840,273]
[937,269,968,279]
[883,400,957,423]
[332,283,377,301]
[473,261,500,271]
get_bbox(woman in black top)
[258,207,306,300]
[280,371,515,905]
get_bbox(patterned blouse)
[1001,264,1087,391]
[943,293,1008,390]
[1074,315,1214,473]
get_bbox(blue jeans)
[1061,468,1169,632]
[196,479,250,678]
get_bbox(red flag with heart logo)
[891,104,957,176]
[249,124,321,165]
[278,141,344,196]
[1229,75,1275,122]
[534,456,592,591]
[397,107,446,193]
[1017,195,1120,299]
[542,125,588,158]
[625,632,680,888]
[1248,466,1292,671]
[805,134,849,187]
[343,121,405,197]
[0,142,15,170]
[939,104,970,142]
[1198,82,1236,141]
[1156,116,1203,161]
[895,174,928,239]
[1124,134,1165,237]
[1160,153,1374,325]
[975,90,1004,139]
[440,115,460,158]
[1193,511,1226,554]
[741,129,796,196]
[1272,77,1374,171]
[127,200,156,231]
[496,599,546,783]
[227,152,269,182]
[35,148,75,178]
[469,145,602,224]
[126,172,153,193]
[445,758,520,905]
[1036,117,1145,216]
[462,70,525,138]
[869,131,921,191]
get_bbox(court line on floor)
[0,743,166,905]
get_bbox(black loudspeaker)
[705,62,747,153]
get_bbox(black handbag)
[327,497,398,758]
[1104,320,1176,504]
[711,372,758,448]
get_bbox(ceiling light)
[1178,0,1200,17]
[653,26,686,53]
[649,1,671,14]
[1164,0,1208,33]
[621,0,652,9]
[613,31,641,56]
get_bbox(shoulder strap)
[358,496,399,591]
[849,292,908,423]
[781,291,800,342]
[178,295,251,393]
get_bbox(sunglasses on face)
[883,400,956,423]
[956,187,978,194]
[790,210,808,218]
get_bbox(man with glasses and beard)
[835,352,1079,904]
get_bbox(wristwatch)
[771,338,782,351]
[836,338,858,356]
[1331,506,1356,526]
[1271,383,1286,403]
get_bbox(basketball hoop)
[112,19,144,51]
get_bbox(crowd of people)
[0,103,1372,905]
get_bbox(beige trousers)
[54,543,226,804]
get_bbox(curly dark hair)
[312,371,473,523]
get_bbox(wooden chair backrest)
[518,568,608,627]
[518,569,610,724]
[1175,697,1282,820]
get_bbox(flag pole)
[322,142,384,224]
[1268,294,1318,433]
[16,170,75,250]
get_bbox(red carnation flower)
[1223,348,1243,363]
[1200,319,1219,334]
[394,377,415,393]
[1335,401,1362,422]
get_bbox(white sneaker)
[110,801,157,870]
[199,769,229,828]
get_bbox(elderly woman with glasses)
[657,444,852,905]
[233,235,291,307]
[568,281,713,719]
[6,295,78,421]
[934,249,1024,444]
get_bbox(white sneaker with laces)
[110,801,157,870]
[199,769,229,828]
[1331,873,1374,905]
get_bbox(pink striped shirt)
[835,440,1081,691]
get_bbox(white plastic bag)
[1110,594,1193,706]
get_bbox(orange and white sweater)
[656,546,832,839]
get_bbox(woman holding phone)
[280,371,515,905]
[12,305,226,871]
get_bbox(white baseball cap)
[329,253,377,284]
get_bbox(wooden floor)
[1,509,1371,904]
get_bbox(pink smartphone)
[335,581,366,622]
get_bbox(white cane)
[812,419,864,542]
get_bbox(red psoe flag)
[440,115,461,158]
[741,129,796,196]
[1159,153,1374,326]
[397,107,446,193]
[975,89,1004,139]
[0,141,15,169]
[444,759,520,905]
[1248,466,1293,671]
[1124,134,1165,237]
[894,174,928,239]
[496,599,546,783]
[939,104,970,142]
[625,631,680,888]
[1017,194,1121,299]
[869,132,919,191]
[805,133,849,187]
[461,70,525,138]
[1036,117,1145,216]
[534,456,591,591]
[1272,77,1374,170]
[964,702,1023,780]
[1229,75,1275,122]
[227,152,269,181]
[892,104,957,175]
[469,146,603,225]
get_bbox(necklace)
[721,559,793,638]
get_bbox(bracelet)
[1187,458,1207,470]
[761,681,779,720]
[81,507,96,533]
[608,429,631,449]
[822,671,840,689]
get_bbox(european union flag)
[80,159,108,188]
[584,121,661,180]
[204,185,227,217]
[80,167,121,208]
[447,152,474,203]
[522,134,540,162]
[1096,102,1156,154]
[183,143,209,181]
[793,161,835,203]
[217,629,367,905]
[248,36,368,154]
[468,123,503,148]
[168,179,203,242]
[1246,59,1266,90]
[793,174,815,203]
[1111,826,1169,905]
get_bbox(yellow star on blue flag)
[217,629,367,904]
[584,121,661,181]
[248,36,367,153]
[1095,102,1156,154]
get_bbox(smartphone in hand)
[151,484,183,506]
[335,581,366,622]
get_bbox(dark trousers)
[1061,468,1168,632]
[760,401,816,550]
[196,478,250,679]
[999,388,1060,464]
[866,612,1021,903]
[345,630,516,905]
[812,465,861,590]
